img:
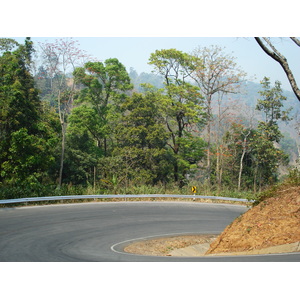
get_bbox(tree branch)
[290,37,300,47]
[254,37,282,63]
[254,37,300,102]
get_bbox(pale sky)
[11,36,300,93]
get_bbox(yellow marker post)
[192,186,196,201]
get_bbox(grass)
[0,180,258,208]
[252,166,300,206]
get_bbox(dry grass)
[206,186,300,254]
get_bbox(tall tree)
[191,45,247,183]
[225,122,254,191]
[113,90,170,187]
[224,122,288,192]
[38,38,91,187]
[250,129,288,191]
[0,38,40,161]
[223,78,291,191]
[70,59,132,186]
[256,77,292,143]
[0,38,56,189]
[212,94,242,191]
[149,49,207,186]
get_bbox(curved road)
[0,201,299,261]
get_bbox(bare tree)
[191,45,247,183]
[39,38,93,187]
[237,108,256,192]
[254,37,300,102]
[213,93,241,191]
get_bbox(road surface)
[0,201,299,261]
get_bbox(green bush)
[286,167,300,186]
[253,166,300,207]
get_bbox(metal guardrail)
[0,194,254,205]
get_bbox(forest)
[0,37,299,200]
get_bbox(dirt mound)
[206,186,300,254]
[124,234,217,256]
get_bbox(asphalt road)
[0,201,299,262]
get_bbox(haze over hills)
[129,68,299,109]
[129,69,300,166]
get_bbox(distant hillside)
[129,68,164,92]
[128,69,300,165]
[232,80,299,111]
[129,69,299,110]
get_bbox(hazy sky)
[12,36,299,92]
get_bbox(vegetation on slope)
[206,169,300,254]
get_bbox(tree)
[223,122,288,192]
[0,38,19,54]
[0,37,40,161]
[225,122,253,191]
[254,37,300,102]
[223,78,291,191]
[249,77,291,190]
[191,45,247,182]
[250,130,288,191]
[212,94,243,191]
[70,59,132,186]
[149,49,207,186]
[256,77,292,143]
[0,38,57,189]
[38,38,91,187]
[73,59,132,153]
[0,38,39,127]
[113,90,170,187]
[236,109,257,192]
[63,128,99,187]
[34,65,52,99]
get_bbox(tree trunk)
[58,89,65,188]
[206,96,213,184]
[218,146,223,193]
[174,159,179,183]
[58,122,66,188]
[93,166,96,193]
[238,148,246,192]
[216,148,220,192]
[253,164,258,194]
[206,117,212,186]
[238,135,248,192]
[104,138,107,157]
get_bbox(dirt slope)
[206,186,300,254]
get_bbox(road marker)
[192,186,196,200]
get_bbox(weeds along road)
[0,201,299,261]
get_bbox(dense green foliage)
[0,38,297,200]
[0,38,58,195]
